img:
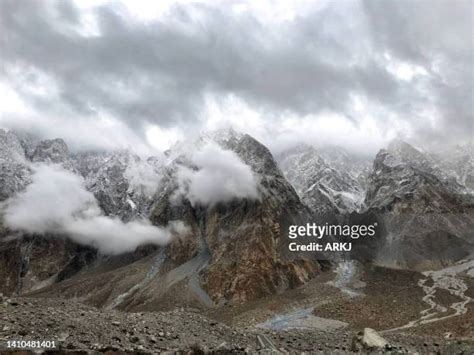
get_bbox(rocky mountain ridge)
[276,138,473,269]
[360,140,473,269]
[431,142,474,192]
[0,130,31,201]
[277,144,368,216]
[0,128,320,309]
[0,128,472,307]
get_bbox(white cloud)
[3,164,185,254]
[146,125,184,152]
[384,53,429,81]
[123,156,163,196]
[0,81,31,116]
[175,143,259,207]
[0,110,157,156]
[200,94,407,156]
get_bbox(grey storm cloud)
[362,0,473,142]
[0,0,472,150]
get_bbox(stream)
[387,259,474,331]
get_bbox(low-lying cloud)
[175,143,259,207]
[121,154,163,197]
[3,163,185,254]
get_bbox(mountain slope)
[278,144,365,216]
[82,151,163,221]
[0,129,31,201]
[145,133,319,305]
[356,141,474,269]
[431,142,474,193]
[0,130,320,310]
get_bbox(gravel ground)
[1,295,473,354]
[0,297,252,353]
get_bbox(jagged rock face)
[0,233,96,295]
[206,135,319,302]
[71,151,112,178]
[0,131,165,297]
[432,143,474,192]
[0,129,31,201]
[318,146,372,191]
[360,141,474,270]
[9,132,319,309]
[278,144,365,216]
[0,132,98,295]
[451,144,474,191]
[1,128,471,309]
[143,133,319,305]
[83,151,162,221]
[30,138,75,171]
[0,129,26,163]
[16,132,39,158]
[365,142,467,210]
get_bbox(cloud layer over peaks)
[0,0,471,154]
[3,164,185,254]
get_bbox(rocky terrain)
[0,128,320,309]
[277,144,367,216]
[0,130,31,201]
[0,128,473,353]
[431,142,474,193]
[1,262,473,354]
[0,295,254,353]
[358,140,474,269]
[81,150,162,222]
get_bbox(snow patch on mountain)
[430,142,474,193]
[365,140,469,210]
[277,144,366,215]
[0,129,31,201]
[84,151,163,221]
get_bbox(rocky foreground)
[1,295,473,354]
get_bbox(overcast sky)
[0,0,472,156]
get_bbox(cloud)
[362,0,473,145]
[3,163,184,254]
[175,143,259,207]
[122,155,163,196]
[0,0,471,153]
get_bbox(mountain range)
[0,128,472,311]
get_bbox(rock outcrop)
[31,138,75,171]
[278,144,366,216]
[351,328,389,352]
[83,151,162,221]
[0,129,31,201]
[110,132,320,308]
[357,140,474,269]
